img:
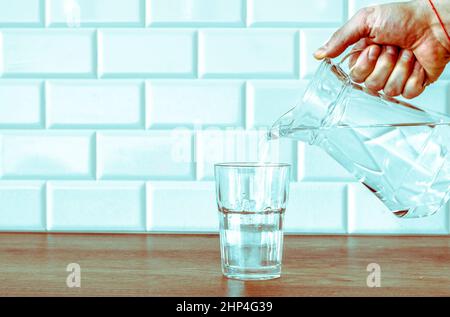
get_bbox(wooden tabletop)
[0,233,449,296]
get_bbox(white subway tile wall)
[0,0,449,234]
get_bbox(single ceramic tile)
[98,29,195,78]
[47,80,144,128]
[0,80,43,128]
[285,182,348,233]
[97,131,194,179]
[1,131,94,179]
[0,181,45,231]
[147,181,217,231]
[248,0,344,26]
[199,29,299,78]
[147,0,244,26]
[48,181,145,231]
[146,80,244,128]
[0,29,95,77]
[47,0,144,27]
[0,0,43,26]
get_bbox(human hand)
[314,0,450,98]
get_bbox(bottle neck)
[299,60,350,144]
[269,59,351,144]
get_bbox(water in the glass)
[219,208,284,280]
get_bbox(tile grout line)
[193,30,199,79]
[192,128,198,181]
[243,81,249,130]
[142,181,148,232]
[243,0,248,27]
[94,29,99,79]
[291,141,298,182]
[142,0,147,28]
[93,132,98,180]
[298,29,305,79]
[142,80,147,130]
[42,0,48,27]
[344,183,350,234]
[342,0,349,22]
[146,182,152,231]
[44,181,49,231]
[296,143,305,181]
[42,81,47,128]
[346,183,354,234]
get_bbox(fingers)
[364,45,398,92]
[402,61,426,99]
[314,7,372,59]
[349,45,381,83]
[383,49,415,97]
[354,46,427,98]
[348,39,370,68]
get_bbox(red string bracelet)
[428,0,450,44]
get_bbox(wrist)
[429,0,450,18]
[422,0,450,52]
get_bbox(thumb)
[314,8,373,59]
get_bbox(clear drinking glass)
[214,162,291,280]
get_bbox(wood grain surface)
[0,233,449,296]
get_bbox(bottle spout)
[267,107,296,141]
[267,59,348,143]
[267,105,319,143]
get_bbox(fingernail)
[401,50,413,61]
[386,46,397,56]
[384,88,397,97]
[314,47,327,59]
[368,46,379,61]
